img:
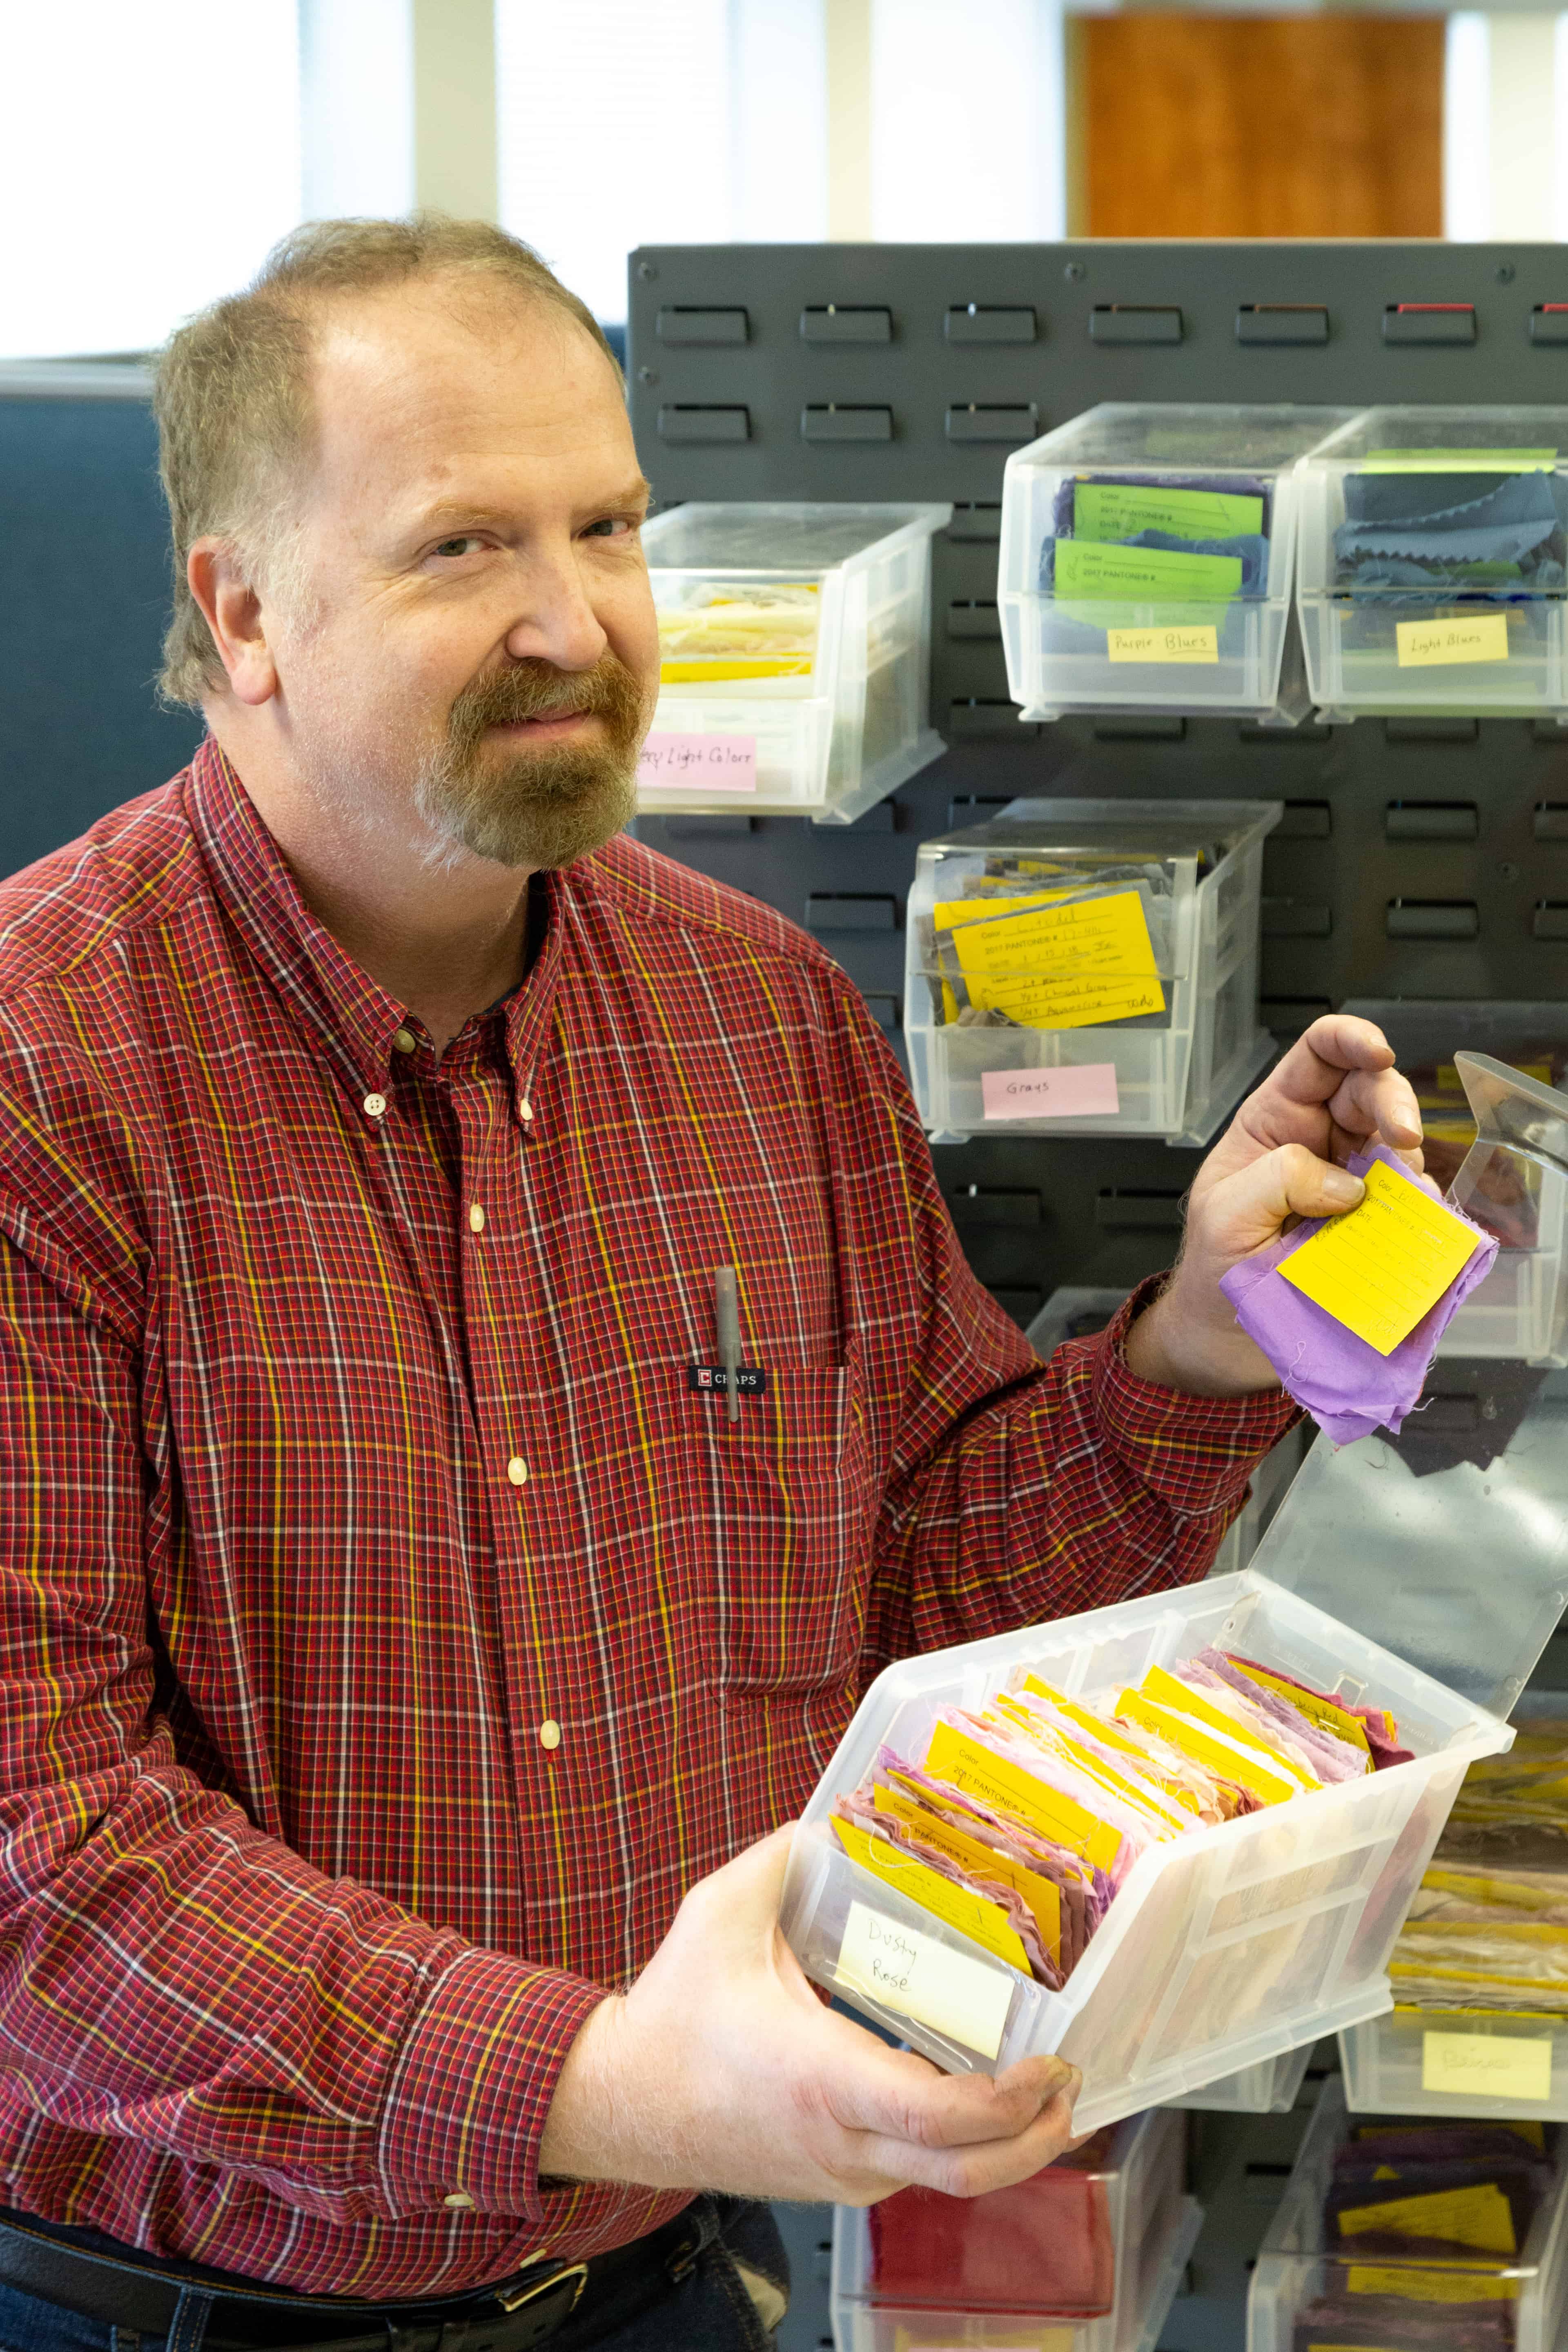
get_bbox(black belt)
[0,2201,718,2350]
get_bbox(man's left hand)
[1123,1015,1424,1397]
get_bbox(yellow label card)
[924,1721,1123,1870]
[1107,624,1219,665]
[873,1787,1062,1963]
[1338,2184,1516,2256]
[1422,2028,1553,2103]
[1277,1157,1479,1357]
[1347,2267,1518,2305]
[932,891,1076,931]
[986,1696,1189,1832]
[944,889,1166,1033]
[1022,1678,1203,1814]
[831,1816,1031,1974]
[836,1897,1013,2060]
[1395,613,1510,669]
[1225,1660,1371,1755]
[1140,1663,1320,1791]
[1114,1689,1298,1806]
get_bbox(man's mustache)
[448,657,643,741]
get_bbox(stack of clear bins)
[635,502,951,824]
[1339,1695,1568,2123]
[904,798,1281,1145]
[997,404,1356,724]
[778,1366,1568,2131]
[1296,410,1568,719]
[830,2105,1201,2352]
[1341,1006,1568,1366]
[1248,2077,1568,2352]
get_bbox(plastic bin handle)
[1454,1050,1568,1180]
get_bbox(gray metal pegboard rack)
[628,241,1568,1328]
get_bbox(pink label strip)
[981,1064,1120,1121]
[637,733,757,793]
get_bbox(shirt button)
[392,1028,418,1054]
[363,1092,388,1119]
[468,1203,486,1233]
[443,2190,474,2211]
[519,1099,534,1124]
[539,1719,562,1751]
[507,1456,528,1486]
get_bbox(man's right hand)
[537,1824,1080,2205]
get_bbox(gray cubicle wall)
[1,366,203,862]
[628,239,1568,1330]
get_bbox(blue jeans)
[0,2198,788,2351]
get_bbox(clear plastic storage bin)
[998,405,1356,724]
[1341,1696,1568,2121]
[780,1371,1568,2132]
[1341,1004,1568,1367]
[1296,410,1568,719]
[635,502,951,824]
[905,799,1281,1146]
[1248,2078,1568,2352]
[1341,2010,1568,2124]
[1166,2038,1316,2115]
[831,2105,1201,2352]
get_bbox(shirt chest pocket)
[656,1360,875,1696]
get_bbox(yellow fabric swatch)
[1114,1690,1300,1806]
[941,889,1166,1032]
[831,1815,1031,1974]
[872,1786,1062,1964]
[1337,2184,1515,2256]
[659,655,814,682]
[924,1721,1123,1870]
[1277,1158,1480,1356]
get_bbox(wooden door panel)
[1083,14,1444,239]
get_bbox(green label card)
[1360,448,1557,474]
[1074,481,1264,543]
[1054,539,1242,601]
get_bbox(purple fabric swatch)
[1218,1143,1500,1446]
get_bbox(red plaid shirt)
[0,740,1293,2298]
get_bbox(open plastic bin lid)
[1248,1051,1568,1718]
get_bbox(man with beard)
[0,219,1422,2352]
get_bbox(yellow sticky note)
[1423,2028,1553,2103]
[1396,613,1510,668]
[831,1815,1031,1974]
[1107,624,1219,664]
[1277,1158,1479,1356]
[1338,2183,1516,2256]
[925,1720,1123,1870]
[943,890,1166,1033]
[836,1898,1013,2059]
